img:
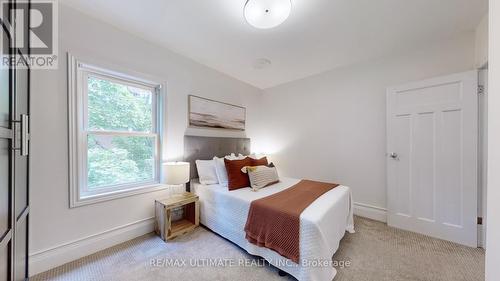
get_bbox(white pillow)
[248,154,267,160]
[195,160,218,185]
[213,154,245,187]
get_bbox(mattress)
[192,177,355,281]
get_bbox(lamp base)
[169,184,185,197]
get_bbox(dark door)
[13,51,29,281]
[0,1,30,280]
[1,13,14,281]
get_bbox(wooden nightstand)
[155,192,199,241]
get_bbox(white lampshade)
[163,162,190,185]
[244,0,292,29]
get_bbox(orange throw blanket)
[244,180,339,263]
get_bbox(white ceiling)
[61,0,488,89]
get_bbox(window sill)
[70,183,170,208]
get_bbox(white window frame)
[68,53,165,208]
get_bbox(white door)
[387,71,478,247]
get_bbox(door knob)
[389,152,399,160]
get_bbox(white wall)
[476,14,489,68]
[29,4,262,275]
[255,34,476,220]
[486,0,500,279]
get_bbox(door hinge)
[478,217,483,225]
[478,85,485,95]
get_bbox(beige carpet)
[32,217,484,281]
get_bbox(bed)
[184,136,355,281]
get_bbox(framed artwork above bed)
[188,95,246,131]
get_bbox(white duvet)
[192,177,355,281]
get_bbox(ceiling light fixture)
[244,0,292,29]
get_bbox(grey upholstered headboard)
[184,136,251,182]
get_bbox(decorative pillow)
[251,156,268,166]
[195,160,218,185]
[245,154,267,160]
[224,157,253,190]
[241,164,279,191]
[213,154,242,187]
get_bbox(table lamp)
[163,162,190,196]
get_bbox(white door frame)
[478,68,488,248]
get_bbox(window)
[69,55,163,207]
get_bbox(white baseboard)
[29,217,155,277]
[354,202,387,223]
